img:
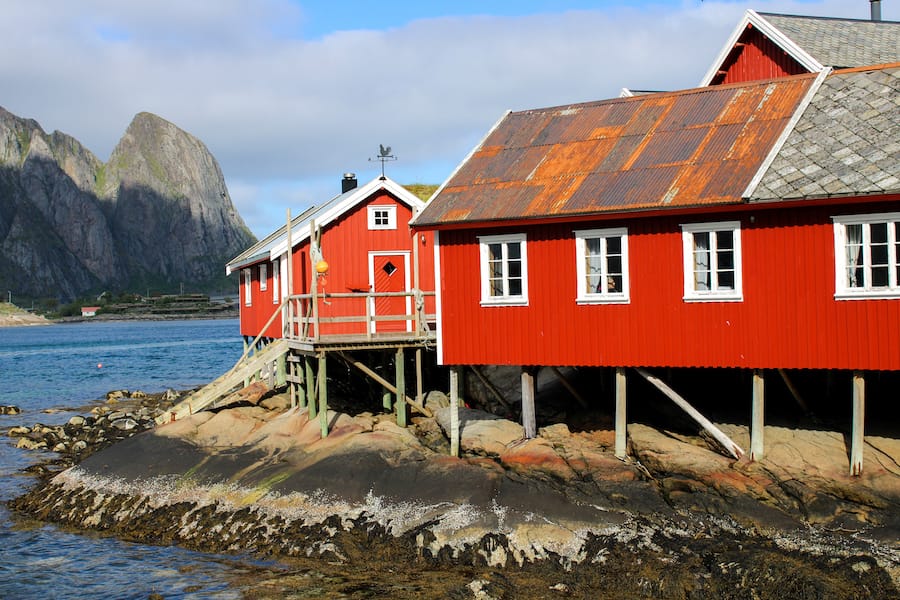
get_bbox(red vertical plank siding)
[437,201,900,370]
[717,28,808,85]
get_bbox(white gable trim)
[742,67,832,201]
[699,10,825,87]
[269,176,424,260]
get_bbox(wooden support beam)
[851,371,865,476]
[521,367,537,439]
[395,348,407,428]
[549,367,588,409]
[470,365,512,412]
[335,352,431,417]
[297,354,308,408]
[634,367,744,460]
[750,369,765,461]
[318,353,328,438]
[449,367,460,457]
[777,368,811,415]
[307,355,317,419]
[615,367,627,459]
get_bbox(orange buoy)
[315,260,329,274]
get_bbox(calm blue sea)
[0,318,271,599]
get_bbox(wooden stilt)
[307,355,317,418]
[318,354,328,438]
[851,371,865,476]
[521,367,537,439]
[395,348,407,427]
[449,367,460,457]
[289,355,296,407]
[297,355,308,408]
[275,352,286,388]
[750,369,765,461]
[634,367,744,459]
[243,337,250,387]
[615,367,627,459]
[415,348,423,408]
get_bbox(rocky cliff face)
[0,107,255,301]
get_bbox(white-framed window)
[681,221,742,302]
[368,205,397,230]
[575,227,629,303]
[479,233,528,305]
[833,212,900,299]
[259,263,267,291]
[272,258,280,303]
[243,269,252,306]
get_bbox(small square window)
[681,221,742,302]
[575,227,629,303]
[833,212,900,299]
[368,205,397,230]
[479,233,528,306]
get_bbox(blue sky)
[1,0,895,239]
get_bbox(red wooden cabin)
[413,63,899,472]
[227,174,435,340]
[701,9,899,86]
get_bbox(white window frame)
[259,263,267,291]
[272,258,280,303]
[575,227,629,304]
[833,212,900,299]
[243,268,252,306]
[478,233,528,306]
[681,221,743,302]
[368,205,397,230]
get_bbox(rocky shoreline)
[6,386,900,598]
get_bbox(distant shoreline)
[0,309,239,328]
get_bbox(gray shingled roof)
[760,13,900,68]
[751,64,900,201]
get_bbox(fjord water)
[0,319,259,599]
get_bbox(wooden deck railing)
[278,289,436,341]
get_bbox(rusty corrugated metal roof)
[416,74,817,227]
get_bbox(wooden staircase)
[156,338,290,424]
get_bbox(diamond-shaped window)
[382,261,397,276]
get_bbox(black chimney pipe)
[342,172,358,193]
[871,0,882,21]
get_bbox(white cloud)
[0,0,891,237]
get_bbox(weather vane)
[369,144,396,178]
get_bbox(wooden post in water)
[449,367,460,457]
[306,355,317,418]
[521,367,536,439]
[318,353,328,438]
[395,348,407,427]
[851,371,865,476]
[615,367,627,459]
[750,370,765,461]
[242,337,250,387]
